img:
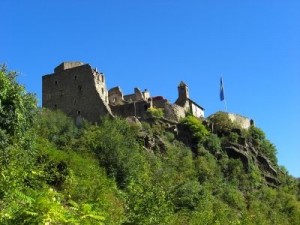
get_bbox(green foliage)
[248,126,266,142]
[195,152,222,184]
[147,107,164,118]
[180,115,209,144]
[260,139,278,164]
[204,133,222,155]
[35,138,125,224]
[228,131,239,143]
[83,116,149,187]
[1,65,300,224]
[0,65,36,140]
[171,180,201,211]
[247,126,278,164]
[125,181,172,225]
[35,108,80,149]
[208,111,233,136]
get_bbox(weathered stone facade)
[42,62,112,124]
[42,62,205,123]
[228,113,254,129]
[175,81,205,118]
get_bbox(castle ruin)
[42,62,205,123]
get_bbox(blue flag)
[220,77,225,101]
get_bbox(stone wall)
[111,100,151,118]
[42,63,112,123]
[152,98,186,122]
[228,113,253,129]
[108,86,124,105]
[166,104,186,122]
[190,101,204,118]
[54,62,84,73]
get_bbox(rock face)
[224,142,280,187]
[175,117,281,187]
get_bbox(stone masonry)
[42,62,112,124]
[42,62,205,123]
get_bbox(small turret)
[178,81,189,100]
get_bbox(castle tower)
[178,81,189,100]
[42,62,113,124]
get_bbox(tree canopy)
[0,66,299,224]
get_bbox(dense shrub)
[147,107,164,118]
[82,117,149,188]
[35,108,80,149]
[207,111,233,136]
[180,115,209,145]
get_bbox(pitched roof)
[178,81,188,87]
[175,97,205,111]
[188,98,205,110]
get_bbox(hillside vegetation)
[1,66,300,224]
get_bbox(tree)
[35,108,80,149]
[83,117,149,188]
[0,65,36,141]
[208,111,233,136]
[0,65,38,223]
[180,115,209,145]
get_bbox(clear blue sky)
[1,1,299,177]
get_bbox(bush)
[83,117,148,188]
[147,107,164,118]
[247,126,266,143]
[246,126,277,164]
[35,108,80,149]
[0,65,37,139]
[180,115,209,144]
[208,111,233,136]
[171,180,201,211]
[203,134,222,155]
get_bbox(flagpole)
[224,98,228,112]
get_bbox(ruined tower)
[42,62,112,124]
